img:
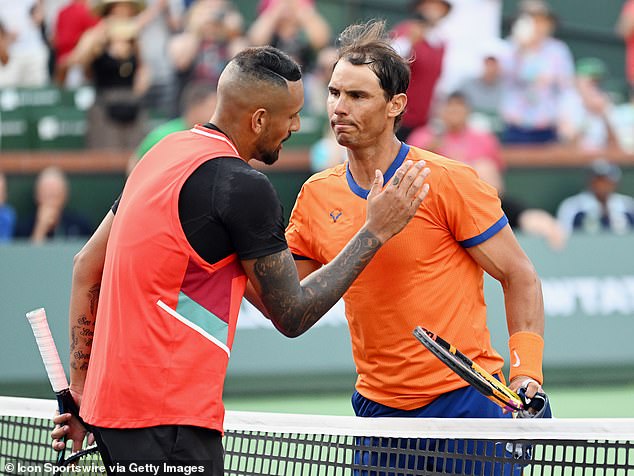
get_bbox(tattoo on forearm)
[255,229,381,336]
[88,284,100,317]
[70,283,100,371]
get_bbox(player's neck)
[347,136,403,189]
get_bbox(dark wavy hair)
[337,20,411,127]
[232,46,302,88]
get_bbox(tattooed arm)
[53,211,113,452]
[68,211,113,399]
[243,160,430,337]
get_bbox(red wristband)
[508,331,544,384]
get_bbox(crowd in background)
[0,0,633,244]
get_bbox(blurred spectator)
[559,57,621,153]
[66,0,151,149]
[248,0,330,72]
[127,82,217,173]
[475,160,567,250]
[303,45,338,117]
[30,0,56,80]
[408,91,503,171]
[0,172,16,243]
[611,85,634,153]
[136,0,184,117]
[500,0,576,144]
[52,0,99,86]
[434,0,502,97]
[0,0,50,87]
[169,0,245,116]
[391,0,452,140]
[15,167,93,243]
[617,0,634,88]
[557,159,634,235]
[458,40,506,133]
[310,123,347,173]
[0,22,10,66]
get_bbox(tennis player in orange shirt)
[286,20,547,420]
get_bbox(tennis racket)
[413,326,548,416]
[25,307,102,474]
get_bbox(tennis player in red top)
[286,20,547,421]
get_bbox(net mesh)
[1,397,633,476]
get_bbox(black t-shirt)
[113,124,287,265]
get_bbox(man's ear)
[388,93,407,119]
[251,108,268,134]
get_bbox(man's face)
[327,60,393,149]
[255,79,303,165]
[441,98,469,131]
[590,176,617,203]
[417,0,451,24]
[36,176,67,209]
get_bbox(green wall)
[2,234,633,398]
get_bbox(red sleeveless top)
[81,126,248,432]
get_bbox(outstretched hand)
[365,160,431,243]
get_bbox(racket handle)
[25,308,69,393]
[55,392,67,465]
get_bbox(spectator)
[433,0,503,97]
[0,0,49,87]
[611,84,634,153]
[52,0,99,86]
[136,0,184,117]
[303,45,338,117]
[500,0,576,144]
[474,160,567,250]
[66,0,151,149]
[391,0,452,140]
[0,172,16,243]
[0,21,11,66]
[408,91,503,171]
[309,123,347,173]
[16,167,93,243]
[128,82,217,173]
[459,40,507,133]
[617,0,634,89]
[169,0,245,116]
[559,57,621,153]
[248,0,330,72]
[557,159,634,235]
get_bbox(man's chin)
[256,150,280,166]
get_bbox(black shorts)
[93,424,224,476]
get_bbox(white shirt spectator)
[0,0,49,87]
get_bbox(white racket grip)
[26,308,69,393]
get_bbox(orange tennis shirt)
[286,144,507,410]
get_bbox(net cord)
[2,396,633,441]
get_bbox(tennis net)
[1,396,633,475]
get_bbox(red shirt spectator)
[391,0,451,140]
[408,91,503,171]
[394,23,445,134]
[54,0,99,64]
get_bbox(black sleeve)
[215,164,288,260]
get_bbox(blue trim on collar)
[459,215,509,248]
[345,143,411,200]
